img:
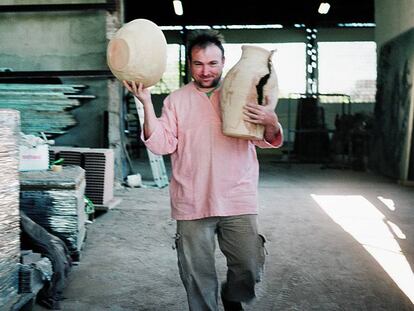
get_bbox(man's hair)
[186,29,225,61]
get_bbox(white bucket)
[127,173,142,188]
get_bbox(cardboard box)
[19,144,49,171]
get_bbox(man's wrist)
[274,122,280,134]
[135,96,151,106]
[265,121,279,134]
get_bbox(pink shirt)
[142,82,283,220]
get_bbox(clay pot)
[107,19,167,88]
[220,45,279,140]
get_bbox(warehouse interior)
[1,0,414,310]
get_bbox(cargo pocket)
[172,233,180,250]
[173,233,187,284]
[256,234,267,283]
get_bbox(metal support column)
[306,28,318,95]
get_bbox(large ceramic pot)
[220,45,279,140]
[107,19,167,88]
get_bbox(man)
[124,30,283,311]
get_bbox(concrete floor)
[33,156,414,311]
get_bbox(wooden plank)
[0,83,86,93]
[0,99,81,111]
[0,83,93,136]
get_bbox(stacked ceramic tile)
[50,146,89,167]
[0,109,21,309]
[83,149,114,205]
[50,147,115,207]
[20,166,86,261]
[48,148,56,166]
[0,83,95,137]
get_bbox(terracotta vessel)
[220,45,279,140]
[107,19,167,88]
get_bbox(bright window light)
[159,26,183,31]
[185,25,211,30]
[225,24,283,29]
[338,23,376,27]
[318,41,377,103]
[151,44,181,94]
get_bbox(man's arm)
[123,80,178,155]
[123,81,158,139]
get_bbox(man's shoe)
[221,296,244,311]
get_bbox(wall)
[0,1,129,180]
[57,78,109,147]
[372,0,414,182]
[375,0,414,48]
[0,11,107,71]
[0,2,110,149]
[371,29,414,180]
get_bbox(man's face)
[190,44,225,90]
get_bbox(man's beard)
[194,75,222,89]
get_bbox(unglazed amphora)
[220,45,279,140]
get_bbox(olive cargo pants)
[175,215,266,311]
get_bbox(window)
[151,44,181,94]
[318,42,377,103]
[223,43,306,98]
[150,41,377,103]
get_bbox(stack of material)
[0,83,95,137]
[19,251,53,294]
[83,149,115,206]
[48,148,56,166]
[20,212,72,309]
[53,148,86,167]
[20,166,87,261]
[50,147,117,210]
[0,109,21,309]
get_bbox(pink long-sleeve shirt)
[142,82,283,220]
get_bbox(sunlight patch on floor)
[311,194,414,304]
[377,196,396,211]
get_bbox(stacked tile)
[0,109,21,309]
[0,83,95,137]
[83,149,114,205]
[50,146,87,167]
[49,147,115,207]
[20,166,86,261]
[48,148,56,166]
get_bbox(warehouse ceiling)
[124,0,375,27]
